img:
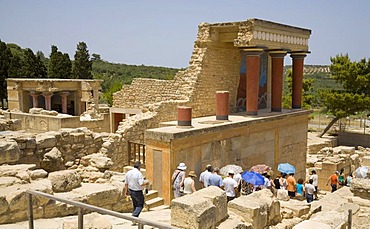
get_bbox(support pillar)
[59,91,70,114]
[42,92,53,111]
[177,106,192,127]
[269,51,287,112]
[216,91,229,120]
[244,48,264,115]
[29,91,40,108]
[291,53,307,109]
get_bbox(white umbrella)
[220,164,243,176]
[355,166,368,178]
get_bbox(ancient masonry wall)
[0,128,125,172]
[113,23,242,149]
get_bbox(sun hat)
[206,164,212,168]
[335,171,339,174]
[189,171,197,177]
[228,169,235,175]
[177,162,187,170]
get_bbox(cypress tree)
[73,41,92,79]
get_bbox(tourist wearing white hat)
[172,162,187,198]
[222,170,238,202]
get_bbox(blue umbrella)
[278,163,295,174]
[241,171,265,186]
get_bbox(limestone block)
[41,147,65,172]
[48,170,81,192]
[293,220,331,229]
[36,133,57,149]
[194,186,228,223]
[350,178,370,200]
[62,212,112,229]
[217,211,252,229]
[337,146,355,155]
[72,183,120,207]
[306,156,320,167]
[270,218,303,229]
[277,189,289,201]
[15,170,30,183]
[28,179,54,206]
[228,189,280,228]
[0,139,20,164]
[0,177,22,187]
[29,169,48,180]
[44,201,78,218]
[309,210,347,228]
[362,156,370,166]
[0,195,8,215]
[80,171,105,183]
[25,138,37,149]
[81,153,113,171]
[171,193,216,229]
[279,199,310,217]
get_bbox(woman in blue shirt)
[296,178,304,196]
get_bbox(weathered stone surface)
[279,199,310,217]
[228,189,280,228]
[41,147,65,172]
[80,153,113,171]
[62,212,112,229]
[293,220,331,229]
[0,139,20,164]
[217,211,252,229]
[70,183,120,207]
[0,196,8,215]
[277,189,289,201]
[0,164,36,177]
[309,210,348,228]
[350,178,370,200]
[0,177,22,187]
[171,186,226,229]
[29,169,48,180]
[270,218,303,229]
[36,133,57,149]
[48,170,81,192]
[311,186,353,212]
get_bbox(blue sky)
[0,1,369,68]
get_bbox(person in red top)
[326,171,339,192]
[286,173,297,198]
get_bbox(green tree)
[282,69,315,109]
[22,48,47,78]
[48,45,72,79]
[318,54,370,137]
[0,39,12,108]
[73,41,92,79]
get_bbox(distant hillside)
[92,59,182,105]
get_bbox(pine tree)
[0,39,12,108]
[73,41,92,79]
[48,45,72,79]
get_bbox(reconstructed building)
[112,18,312,204]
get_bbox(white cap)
[228,170,235,174]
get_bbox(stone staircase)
[123,166,168,211]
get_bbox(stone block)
[293,220,331,229]
[279,199,310,217]
[228,189,280,228]
[0,139,20,164]
[309,210,347,228]
[36,133,57,149]
[29,169,48,180]
[362,156,370,167]
[194,186,228,223]
[171,193,217,229]
[48,170,81,192]
[350,178,370,200]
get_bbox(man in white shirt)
[305,179,315,203]
[125,161,148,219]
[199,164,212,188]
[309,170,318,200]
[222,170,238,202]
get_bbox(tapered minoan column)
[29,91,40,108]
[244,48,264,115]
[177,106,192,127]
[269,51,287,112]
[42,92,53,111]
[291,53,307,109]
[59,91,70,114]
[216,91,229,120]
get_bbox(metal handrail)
[26,190,176,229]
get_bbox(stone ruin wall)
[0,127,126,172]
[113,23,242,150]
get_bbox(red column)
[216,91,229,120]
[245,49,264,115]
[269,51,287,112]
[177,106,192,127]
[29,91,40,108]
[59,91,70,114]
[42,92,53,111]
[291,53,307,109]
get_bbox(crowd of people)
[123,160,355,224]
[170,162,356,204]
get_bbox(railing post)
[78,207,84,229]
[27,193,34,229]
[138,223,144,229]
[348,209,352,229]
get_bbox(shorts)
[288,191,295,197]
